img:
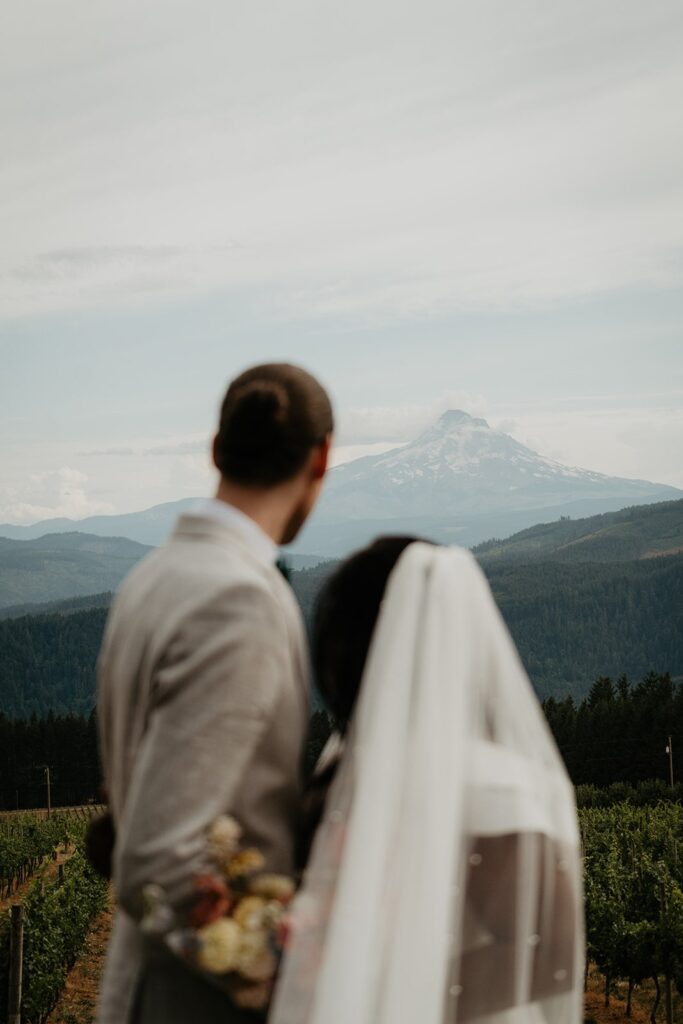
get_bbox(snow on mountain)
[315,410,680,520]
[1,412,679,558]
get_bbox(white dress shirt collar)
[192,498,279,566]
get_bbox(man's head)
[213,363,333,544]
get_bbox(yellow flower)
[248,873,296,902]
[236,929,277,983]
[233,896,267,931]
[196,918,241,974]
[227,848,266,878]
[207,815,242,865]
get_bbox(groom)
[96,363,333,1024]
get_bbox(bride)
[270,538,584,1024]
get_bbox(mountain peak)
[436,409,489,430]
[318,407,681,531]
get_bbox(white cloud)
[330,442,406,467]
[0,467,114,523]
[79,446,136,457]
[491,406,683,489]
[3,244,244,317]
[1,1,681,319]
[75,438,209,458]
[338,392,488,443]
[0,400,680,528]
[0,441,217,525]
[336,398,683,489]
[144,439,209,457]
[0,1,680,517]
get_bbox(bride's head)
[313,536,435,731]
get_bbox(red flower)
[275,914,292,951]
[188,874,232,928]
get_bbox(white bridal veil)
[270,543,584,1024]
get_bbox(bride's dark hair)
[297,535,435,867]
[313,536,435,731]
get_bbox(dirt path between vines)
[585,966,683,1023]
[0,845,74,916]
[41,920,683,1024]
[46,890,114,1024]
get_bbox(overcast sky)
[1,0,682,522]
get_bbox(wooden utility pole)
[666,736,674,789]
[8,903,24,1024]
[44,766,51,818]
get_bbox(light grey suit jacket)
[96,513,309,1024]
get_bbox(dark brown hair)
[215,363,333,486]
[313,536,434,730]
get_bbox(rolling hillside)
[0,533,323,611]
[2,552,681,717]
[0,533,150,609]
[485,554,683,696]
[1,497,681,716]
[474,498,683,563]
[0,591,114,621]
[0,499,198,545]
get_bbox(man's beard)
[280,499,310,546]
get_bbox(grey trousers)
[130,959,266,1024]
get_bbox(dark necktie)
[276,557,291,582]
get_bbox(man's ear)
[211,434,220,470]
[311,435,332,481]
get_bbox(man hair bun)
[227,380,290,443]
[214,363,334,487]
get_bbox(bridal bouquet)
[141,815,295,1010]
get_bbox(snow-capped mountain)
[288,410,680,555]
[314,410,679,520]
[1,411,679,558]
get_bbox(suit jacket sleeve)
[114,580,291,923]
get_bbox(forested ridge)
[487,554,683,697]
[474,496,683,563]
[0,713,100,809]
[0,590,113,621]
[0,553,680,717]
[0,532,149,609]
[294,552,683,699]
[544,672,683,787]
[1,670,679,810]
[0,607,109,718]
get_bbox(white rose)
[249,873,296,902]
[207,815,243,865]
[236,930,278,983]
[196,918,241,974]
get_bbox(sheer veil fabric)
[269,544,584,1024]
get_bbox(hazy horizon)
[1,404,681,528]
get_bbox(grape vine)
[0,813,73,898]
[0,845,107,1023]
[580,802,683,1019]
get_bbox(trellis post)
[8,903,24,1024]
